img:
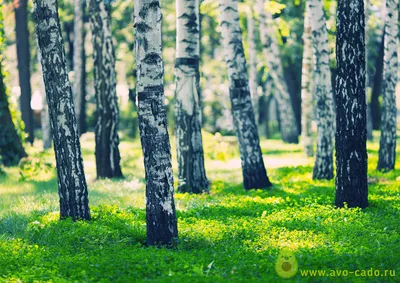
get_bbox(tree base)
[243,168,272,190]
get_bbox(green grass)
[0,132,399,282]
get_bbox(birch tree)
[38,52,52,149]
[0,3,27,165]
[256,0,299,144]
[247,6,259,124]
[335,0,368,208]
[365,0,373,141]
[73,0,84,135]
[301,3,314,157]
[14,0,34,144]
[307,0,335,180]
[175,0,209,193]
[134,0,178,245]
[33,0,91,220]
[89,0,123,179]
[377,0,398,171]
[218,0,272,189]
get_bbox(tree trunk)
[38,52,52,150]
[134,0,178,246]
[175,0,209,193]
[247,6,259,124]
[33,0,91,220]
[377,0,398,171]
[218,0,272,190]
[371,33,385,130]
[365,0,373,141]
[14,0,34,144]
[89,0,123,179]
[80,33,87,135]
[335,0,368,208]
[73,0,84,135]
[0,9,27,166]
[256,0,299,144]
[308,0,335,180]
[301,3,314,157]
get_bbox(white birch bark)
[378,0,398,171]
[247,6,259,124]
[134,0,178,246]
[33,0,91,220]
[73,0,84,134]
[218,0,272,189]
[365,0,374,141]
[301,3,314,157]
[256,0,299,144]
[307,0,335,180]
[174,0,209,193]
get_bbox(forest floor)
[0,132,399,282]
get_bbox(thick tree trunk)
[0,26,27,165]
[308,0,335,180]
[89,0,123,179]
[377,0,398,171]
[134,0,178,246]
[301,4,314,157]
[247,7,259,124]
[335,0,368,208]
[73,0,84,135]
[33,0,91,220]
[38,52,52,149]
[256,0,299,144]
[14,0,34,144]
[218,0,272,190]
[175,0,209,193]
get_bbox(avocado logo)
[275,250,298,278]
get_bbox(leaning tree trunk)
[301,3,314,157]
[247,6,259,124]
[37,52,52,149]
[175,0,209,194]
[219,0,272,189]
[256,0,299,144]
[0,7,27,166]
[377,0,398,171]
[335,0,368,208]
[89,0,123,179]
[134,0,178,246]
[33,0,91,220]
[73,0,84,135]
[308,0,335,180]
[14,0,34,144]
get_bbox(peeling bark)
[14,0,34,144]
[256,0,299,144]
[335,0,368,208]
[247,6,259,124]
[377,0,398,171]
[33,0,91,220]
[308,0,335,180]
[134,0,178,246]
[175,0,209,193]
[89,0,123,179]
[218,0,272,190]
[301,4,314,158]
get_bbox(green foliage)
[18,155,52,182]
[0,134,399,282]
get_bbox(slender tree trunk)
[377,0,398,171]
[256,0,299,144]
[175,0,209,193]
[365,0,373,141]
[89,0,123,179]
[80,33,87,134]
[301,3,314,157]
[0,5,27,165]
[218,0,272,189]
[134,0,178,246]
[371,33,385,130]
[308,0,335,180]
[247,6,259,124]
[335,0,368,208]
[14,0,34,144]
[73,0,84,135]
[33,0,91,220]
[38,52,52,150]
